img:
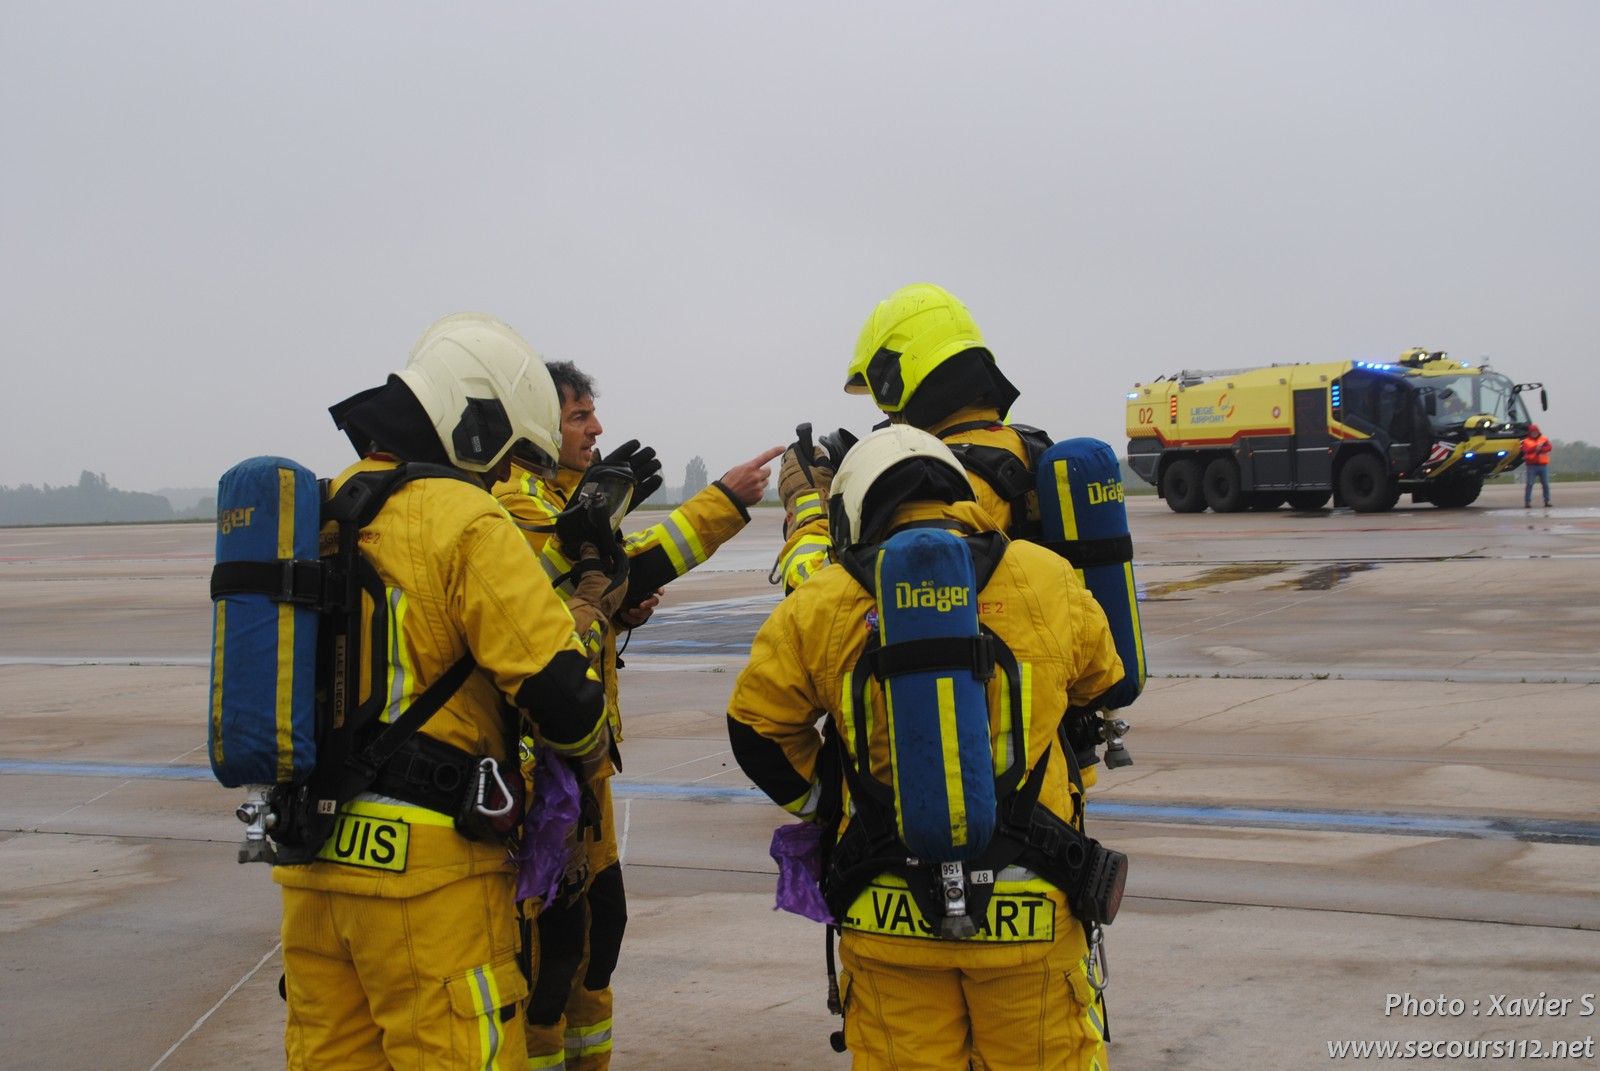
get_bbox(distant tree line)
[1549,439,1600,477]
[5,441,1594,526]
[0,471,215,527]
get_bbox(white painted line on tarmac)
[635,748,732,778]
[147,941,281,1071]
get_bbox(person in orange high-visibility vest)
[1521,423,1553,508]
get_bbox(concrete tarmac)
[2,480,1598,1070]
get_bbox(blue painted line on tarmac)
[1084,801,1600,846]
[6,760,1598,846]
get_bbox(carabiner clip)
[1085,922,1110,994]
[473,757,516,818]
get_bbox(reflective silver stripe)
[564,1020,614,1055]
[1085,989,1106,1040]
[665,514,702,572]
[781,537,830,586]
[792,491,824,524]
[385,588,406,722]
[473,966,500,1066]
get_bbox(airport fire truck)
[1126,349,1548,513]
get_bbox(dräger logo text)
[895,581,970,612]
[1086,479,1124,505]
[218,506,256,534]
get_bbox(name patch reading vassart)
[316,812,410,872]
[842,883,1055,942]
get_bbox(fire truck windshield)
[1422,373,1525,431]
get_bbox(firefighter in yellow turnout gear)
[278,315,610,1071]
[775,282,1109,789]
[777,281,1036,583]
[494,360,781,1071]
[730,427,1126,1071]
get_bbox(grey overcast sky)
[2,2,1595,493]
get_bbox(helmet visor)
[510,438,559,480]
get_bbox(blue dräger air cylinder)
[208,457,321,788]
[1036,438,1147,710]
[873,527,996,862]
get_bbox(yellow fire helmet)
[846,283,1020,425]
[397,312,562,476]
[827,424,974,550]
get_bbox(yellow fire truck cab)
[1125,349,1548,513]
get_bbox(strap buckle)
[278,559,326,606]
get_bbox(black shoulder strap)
[946,442,1034,502]
[307,462,484,814]
[334,651,478,793]
[327,462,478,527]
[939,424,1053,536]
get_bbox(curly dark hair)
[545,360,598,405]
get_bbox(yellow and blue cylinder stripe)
[208,456,321,788]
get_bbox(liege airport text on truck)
[1125,348,1549,513]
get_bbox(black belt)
[367,733,480,816]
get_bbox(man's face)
[559,390,603,469]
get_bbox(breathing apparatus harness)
[822,530,1125,929]
[214,463,522,865]
[808,526,1127,1047]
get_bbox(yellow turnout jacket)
[275,457,605,900]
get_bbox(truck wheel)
[1338,454,1399,512]
[1286,490,1331,511]
[1429,473,1483,509]
[1249,493,1287,511]
[1202,458,1246,513]
[1162,458,1206,513]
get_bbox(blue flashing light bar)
[1465,452,1477,460]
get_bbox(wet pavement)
[2,480,1598,1069]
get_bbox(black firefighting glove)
[600,439,663,511]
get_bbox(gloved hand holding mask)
[599,439,663,511]
[554,464,635,574]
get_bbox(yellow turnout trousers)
[282,871,529,1070]
[837,926,1108,1071]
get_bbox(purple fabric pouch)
[515,748,581,904]
[769,821,834,925]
